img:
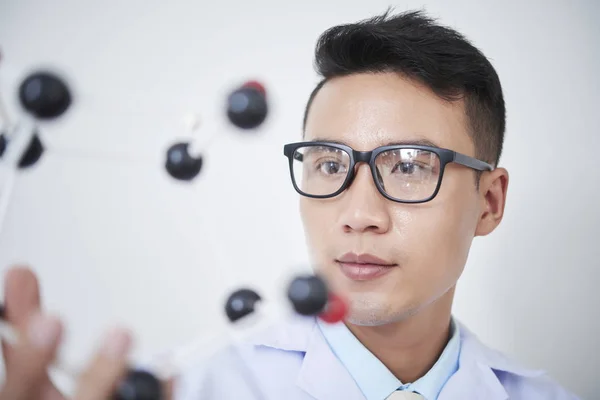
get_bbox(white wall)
[0,0,598,398]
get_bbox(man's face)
[301,72,487,326]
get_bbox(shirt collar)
[316,318,461,400]
[410,320,460,400]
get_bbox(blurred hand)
[0,266,172,400]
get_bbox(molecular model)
[0,69,347,400]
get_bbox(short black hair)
[303,9,505,166]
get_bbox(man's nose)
[338,164,391,234]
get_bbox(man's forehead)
[304,73,472,153]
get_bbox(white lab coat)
[172,315,579,400]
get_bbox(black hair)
[303,9,505,167]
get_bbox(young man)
[174,9,579,400]
[0,9,579,400]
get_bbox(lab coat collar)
[296,322,364,399]
[252,315,362,399]
[456,322,545,378]
[252,316,545,400]
[438,322,545,400]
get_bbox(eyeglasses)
[283,141,494,204]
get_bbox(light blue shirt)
[317,318,461,400]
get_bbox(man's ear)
[475,167,509,237]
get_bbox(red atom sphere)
[318,292,348,324]
[243,80,266,96]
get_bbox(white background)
[0,0,598,398]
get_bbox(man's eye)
[317,161,346,175]
[392,162,420,174]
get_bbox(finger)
[1,268,63,400]
[74,327,132,400]
[2,267,43,364]
[3,266,42,326]
[0,313,62,400]
[163,377,174,400]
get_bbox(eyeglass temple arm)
[453,152,494,171]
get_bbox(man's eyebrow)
[308,137,442,148]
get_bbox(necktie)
[385,391,426,399]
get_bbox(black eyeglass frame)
[283,141,494,204]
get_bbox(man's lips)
[337,252,395,265]
[336,252,397,281]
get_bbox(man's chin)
[344,294,417,326]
